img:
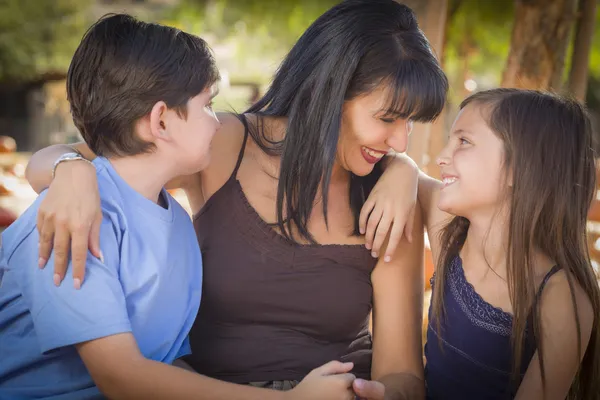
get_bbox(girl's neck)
[461,209,510,278]
[461,208,555,279]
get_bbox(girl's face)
[337,86,413,176]
[436,103,509,219]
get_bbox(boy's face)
[166,85,220,174]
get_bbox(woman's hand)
[359,155,419,262]
[37,160,102,289]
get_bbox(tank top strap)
[229,114,250,180]
[535,264,562,300]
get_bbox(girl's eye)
[380,118,396,124]
[206,101,214,109]
[459,137,470,145]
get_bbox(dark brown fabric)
[184,117,377,383]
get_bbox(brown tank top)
[185,118,377,383]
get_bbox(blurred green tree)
[0,0,87,84]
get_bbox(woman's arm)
[25,142,189,194]
[25,142,199,287]
[25,142,96,194]
[362,152,451,268]
[359,155,420,262]
[415,171,451,266]
[368,208,426,400]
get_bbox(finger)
[383,217,404,263]
[404,205,416,244]
[359,198,376,235]
[313,361,354,376]
[52,225,71,286]
[36,217,45,268]
[71,226,89,290]
[365,206,384,251]
[38,218,56,269]
[334,372,356,388]
[88,214,103,260]
[353,379,385,399]
[36,209,45,235]
[371,212,393,257]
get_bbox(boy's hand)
[353,378,386,399]
[37,160,102,289]
[287,361,356,400]
[359,155,419,262]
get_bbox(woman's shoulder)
[204,112,248,172]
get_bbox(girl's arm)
[515,271,594,400]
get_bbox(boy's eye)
[459,137,470,145]
[380,117,396,124]
[206,102,213,109]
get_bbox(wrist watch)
[52,151,94,179]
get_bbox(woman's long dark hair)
[432,89,600,399]
[244,0,448,243]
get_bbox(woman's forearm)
[381,373,425,400]
[25,142,95,193]
[416,171,441,233]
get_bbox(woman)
[27,1,448,398]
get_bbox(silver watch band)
[51,151,94,179]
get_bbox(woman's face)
[338,86,413,176]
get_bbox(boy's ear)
[149,101,170,140]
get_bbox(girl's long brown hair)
[431,89,600,399]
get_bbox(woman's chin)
[348,160,377,177]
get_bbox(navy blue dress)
[424,256,561,399]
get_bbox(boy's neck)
[108,154,174,204]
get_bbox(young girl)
[415,88,600,399]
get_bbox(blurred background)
[0,0,599,326]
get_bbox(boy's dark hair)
[67,14,219,157]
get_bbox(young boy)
[0,14,354,400]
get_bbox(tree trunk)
[567,0,597,102]
[501,0,578,90]
[399,0,448,169]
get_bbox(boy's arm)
[77,333,290,400]
[25,215,354,400]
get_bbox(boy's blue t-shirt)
[0,157,202,399]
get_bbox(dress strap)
[230,114,250,180]
[535,265,562,300]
